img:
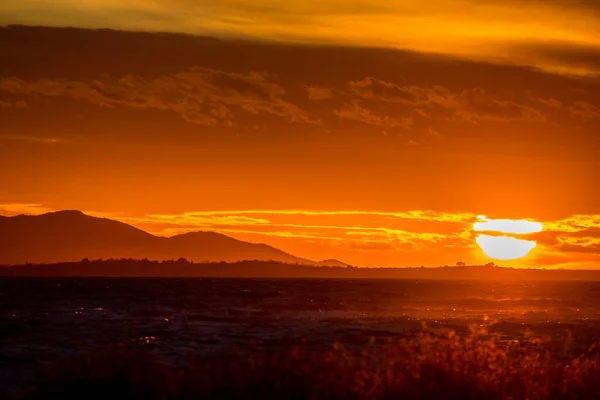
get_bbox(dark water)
[2,278,600,398]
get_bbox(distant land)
[1,259,600,280]
[0,210,350,267]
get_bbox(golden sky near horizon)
[0,1,599,268]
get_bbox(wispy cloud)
[0,203,53,215]
[544,215,600,232]
[0,135,69,144]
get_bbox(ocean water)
[2,278,600,398]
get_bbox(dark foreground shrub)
[24,332,600,400]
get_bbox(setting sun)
[473,216,542,261]
[475,234,537,260]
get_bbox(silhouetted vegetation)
[2,258,600,280]
[24,331,600,400]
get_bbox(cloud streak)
[3,0,600,76]
[0,135,68,144]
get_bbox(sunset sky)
[1,1,599,268]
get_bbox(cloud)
[529,216,600,256]
[348,77,415,103]
[535,230,600,255]
[0,99,27,108]
[122,209,474,255]
[0,203,53,215]
[544,215,600,232]
[427,128,443,139]
[536,97,563,109]
[335,101,413,129]
[0,135,68,144]
[2,0,600,76]
[532,97,600,125]
[347,77,547,123]
[456,88,546,123]
[508,40,600,76]
[306,86,333,100]
[0,67,321,126]
[569,101,600,122]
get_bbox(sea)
[2,278,600,398]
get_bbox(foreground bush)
[24,331,600,400]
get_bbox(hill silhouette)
[314,259,351,267]
[0,210,319,265]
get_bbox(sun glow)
[473,216,542,261]
[475,234,537,260]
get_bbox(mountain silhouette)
[314,259,352,267]
[0,210,316,265]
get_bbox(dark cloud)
[540,0,600,12]
[569,101,600,122]
[0,26,593,90]
[558,243,600,255]
[334,101,413,129]
[532,227,600,255]
[348,77,415,103]
[305,86,334,100]
[0,99,26,108]
[457,89,546,122]
[0,67,321,126]
[347,77,547,123]
[510,40,600,76]
[2,0,600,81]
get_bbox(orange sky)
[0,12,599,268]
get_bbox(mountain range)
[0,210,348,266]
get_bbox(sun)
[475,234,537,260]
[473,216,542,261]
